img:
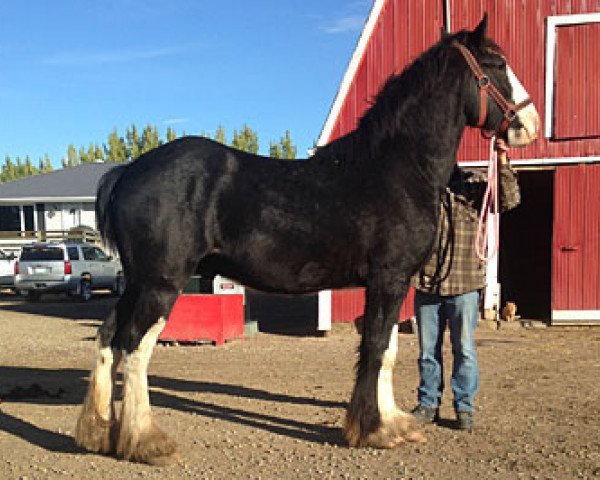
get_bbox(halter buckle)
[478,76,490,88]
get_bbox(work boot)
[411,405,439,424]
[457,411,475,431]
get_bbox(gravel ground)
[0,292,599,479]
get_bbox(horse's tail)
[96,164,128,252]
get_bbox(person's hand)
[494,138,509,165]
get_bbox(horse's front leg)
[76,310,122,453]
[345,274,426,448]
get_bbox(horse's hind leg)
[345,274,426,448]
[75,309,122,453]
[115,288,180,465]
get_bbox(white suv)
[15,242,124,301]
[0,249,17,289]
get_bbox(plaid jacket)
[412,164,520,296]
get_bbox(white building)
[0,162,117,253]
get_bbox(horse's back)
[102,135,431,293]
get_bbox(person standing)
[411,139,520,430]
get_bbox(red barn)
[316,0,600,326]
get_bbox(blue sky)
[0,1,372,167]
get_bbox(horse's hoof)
[75,410,116,454]
[346,413,427,448]
[117,420,180,465]
[364,415,427,448]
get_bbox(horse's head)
[454,14,540,147]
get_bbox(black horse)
[75,16,539,464]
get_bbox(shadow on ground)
[0,365,346,454]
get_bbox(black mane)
[313,30,503,170]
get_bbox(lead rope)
[475,137,500,263]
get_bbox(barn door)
[552,164,600,324]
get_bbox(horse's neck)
[316,60,467,192]
[402,129,463,191]
[380,98,466,196]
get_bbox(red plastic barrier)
[160,294,244,345]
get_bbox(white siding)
[44,202,97,231]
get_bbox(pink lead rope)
[475,137,500,263]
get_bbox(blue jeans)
[414,290,480,413]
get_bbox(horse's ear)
[471,13,488,46]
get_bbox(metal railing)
[0,229,101,255]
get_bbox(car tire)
[79,279,92,302]
[112,275,125,296]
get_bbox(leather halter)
[452,41,532,137]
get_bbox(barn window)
[545,14,600,139]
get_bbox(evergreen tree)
[24,155,37,176]
[15,157,25,178]
[105,128,128,162]
[1,156,15,182]
[38,154,53,174]
[44,155,53,173]
[166,127,178,143]
[269,130,297,160]
[67,144,79,167]
[92,143,104,162]
[85,144,95,163]
[231,124,259,154]
[79,146,90,164]
[8,158,16,181]
[2,157,9,182]
[140,124,160,155]
[214,125,227,145]
[280,130,297,159]
[126,124,141,160]
[0,122,299,183]
[269,142,283,159]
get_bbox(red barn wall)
[552,164,600,320]
[324,0,600,161]
[324,0,600,324]
[451,0,600,161]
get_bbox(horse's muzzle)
[507,105,540,147]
